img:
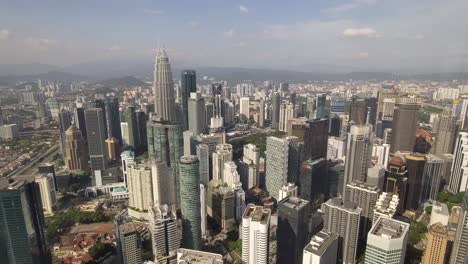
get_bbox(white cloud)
[142,8,164,15]
[108,45,122,52]
[233,42,246,47]
[357,52,369,58]
[343,27,378,37]
[188,21,199,28]
[26,37,58,50]
[239,5,249,14]
[324,0,376,14]
[224,29,235,38]
[0,29,10,40]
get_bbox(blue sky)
[0,0,467,72]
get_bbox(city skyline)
[0,0,467,73]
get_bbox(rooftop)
[279,196,309,210]
[177,248,223,264]
[304,231,338,256]
[370,217,409,240]
[243,203,271,224]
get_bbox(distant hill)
[94,75,149,88]
[0,70,90,86]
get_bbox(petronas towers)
[153,48,177,122]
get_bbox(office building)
[188,92,206,135]
[176,248,223,264]
[366,97,378,126]
[0,180,50,264]
[105,137,119,161]
[345,181,380,236]
[259,99,265,127]
[0,124,19,139]
[34,174,57,215]
[277,197,310,264]
[59,110,72,157]
[432,110,459,156]
[115,215,142,264]
[240,97,250,119]
[85,108,108,171]
[330,97,346,114]
[420,154,443,204]
[149,204,180,264]
[384,155,408,214]
[265,136,289,200]
[207,180,235,231]
[147,117,183,206]
[279,103,296,132]
[382,98,396,121]
[429,202,450,226]
[65,124,89,172]
[121,150,135,188]
[105,97,122,141]
[75,107,87,139]
[212,144,233,181]
[304,119,329,160]
[135,110,148,152]
[453,98,468,129]
[241,204,271,264]
[179,155,202,250]
[271,92,281,129]
[422,223,448,264]
[364,216,409,264]
[329,114,342,137]
[302,231,338,264]
[181,70,197,130]
[121,122,130,145]
[124,106,139,149]
[315,94,326,119]
[151,159,175,206]
[349,99,367,125]
[343,125,372,193]
[127,162,153,212]
[390,98,421,152]
[300,158,328,210]
[405,153,426,210]
[153,48,177,122]
[321,198,361,264]
[450,192,468,264]
[287,117,308,141]
[196,144,210,185]
[373,192,399,223]
[448,132,468,193]
[278,182,298,201]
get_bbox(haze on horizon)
[0,0,467,74]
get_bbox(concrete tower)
[153,48,177,122]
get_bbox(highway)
[6,144,60,178]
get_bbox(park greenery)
[231,130,286,160]
[437,191,465,211]
[407,221,427,246]
[45,208,110,244]
[86,242,114,263]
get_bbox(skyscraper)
[448,132,468,193]
[348,99,367,125]
[300,158,328,210]
[277,197,310,264]
[450,192,468,264]
[149,204,180,264]
[343,125,372,193]
[240,97,250,119]
[212,144,233,181]
[321,198,361,264]
[344,181,380,238]
[35,173,57,216]
[259,99,265,128]
[315,94,326,119]
[422,223,448,264]
[0,179,50,264]
[179,155,202,250]
[127,161,153,212]
[59,110,72,157]
[181,70,197,130]
[85,108,108,171]
[75,107,87,139]
[65,124,89,172]
[265,136,289,200]
[302,231,339,264]
[125,106,138,149]
[147,117,183,206]
[115,214,143,264]
[188,92,206,135]
[432,110,459,156]
[196,144,210,186]
[153,48,177,122]
[241,204,271,264]
[105,97,122,142]
[405,153,426,210]
[330,97,346,114]
[271,92,281,129]
[365,216,409,264]
[390,98,421,153]
[420,154,443,204]
[302,119,329,161]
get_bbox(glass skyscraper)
[181,70,197,130]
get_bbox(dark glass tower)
[85,108,108,171]
[0,179,50,264]
[94,99,108,137]
[181,70,197,130]
[104,97,122,142]
[271,92,281,129]
[390,99,421,153]
[179,155,202,250]
[315,94,326,119]
[348,99,367,125]
[75,107,87,139]
[59,110,72,157]
[405,153,426,210]
[304,119,329,160]
[125,106,138,149]
[136,110,148,152]
[300,158,328,210]
[277,197,310,264]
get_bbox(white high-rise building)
[372,143,390,168]
[34,174,57,215]
[212,144,233,181]
[453,99,468,129]
[373,192,399,223]
[448,132,468,193]
[121,122,130,146]
[149,204,180,263]
[241,204,271,264]
[278,183,298,201]
[265,136,290,200]
[200,184,208,238]
[127,162,153,212]
[223,161,240,187]
[240,97,250,119]
[434,87,460,101]
[302,231,339,264]
[121,150,135,189]
[365,216,409,264]
[152,159,175,206]
[343,125,372,194]
[279,103,296,132]
[327,137,346,161]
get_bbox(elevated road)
[6,144,59,178]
